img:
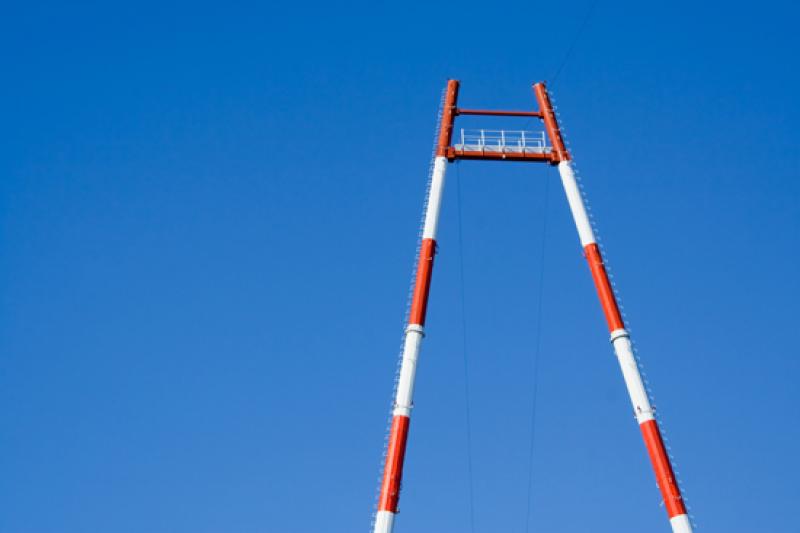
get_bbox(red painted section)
[456,108,542,117]
[532,83,570,163]
[640,419,687,518]
[583,243,625,332]
[409,238,436,326]
[436,80,460,157]
[447,147,552,163]
[378,415,411,512]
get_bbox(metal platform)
[454,129,549,154]
[449,128,553,162]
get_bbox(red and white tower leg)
[373,80,460,533]
[534,83,693,533]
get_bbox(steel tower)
[372,80,693,533]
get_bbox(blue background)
[1,1,798,532]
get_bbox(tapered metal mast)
[373,80,459,533]
[372,80,693,533]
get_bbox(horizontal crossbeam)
[446,147,556,163]
[456,108,543,117]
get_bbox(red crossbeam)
[456,108,542,117]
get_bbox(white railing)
[456,129,548,153]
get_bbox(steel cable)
[524,173,551,533]
[455,162,477,533]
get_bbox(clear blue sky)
[1,2,798,532]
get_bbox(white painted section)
[373,510,395,533]
[610,328,655,424]
[669,513,693,533]
[393,325,424,417]
[557,161,595,247]
[422,156,448,240]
